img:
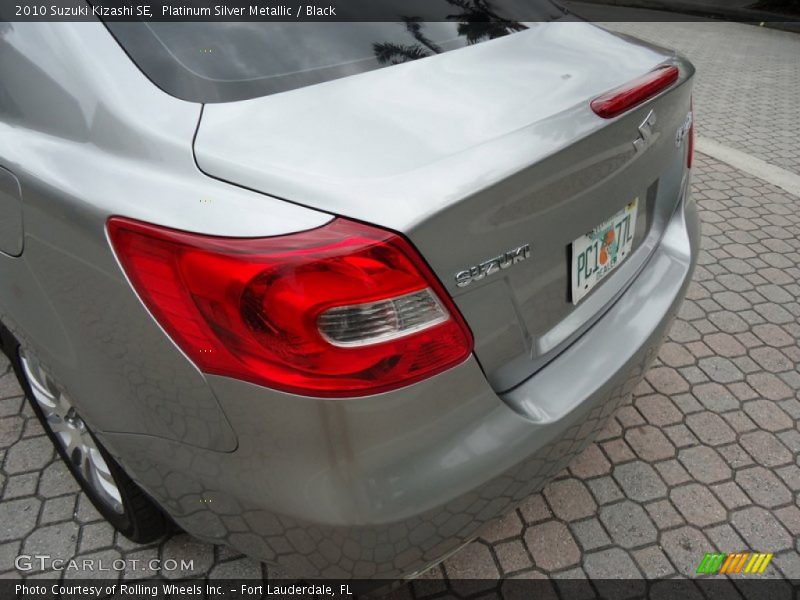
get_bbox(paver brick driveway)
[1,20,799,592]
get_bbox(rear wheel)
[16,348,169,543]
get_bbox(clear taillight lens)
[107,217,473,397]
[317,288,448,347]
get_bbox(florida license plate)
[571,198,638,305]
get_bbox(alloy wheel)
[20,351,124,514]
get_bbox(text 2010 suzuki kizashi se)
[0,4,698,579]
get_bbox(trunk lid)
[194,22,694,391]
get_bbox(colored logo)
[591,227,618,268]
[696,552,773,575]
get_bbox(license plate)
[571,198,638,305]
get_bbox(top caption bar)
[2,0,800,22]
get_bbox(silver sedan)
[0,6,698,579]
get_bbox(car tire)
[2,331,170,543]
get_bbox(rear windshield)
[107,1,565,103]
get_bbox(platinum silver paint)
[0,18,699,579]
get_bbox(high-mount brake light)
[107,217,473,398]
[590,65,679,119]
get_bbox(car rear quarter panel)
[0,22,330,450]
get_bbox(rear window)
[107,1,565,103]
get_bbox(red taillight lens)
[107,217,473,397]
[590,65,679,119]
[687,97,695,169]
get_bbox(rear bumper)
[100,187,700,579]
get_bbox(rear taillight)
[107,217,473,397]
[687,97,695,169]
[590,65,679,119]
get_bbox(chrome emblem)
[633,109,657,154]
[455,244,531,288]
[675,110,693,147]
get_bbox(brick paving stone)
[21,417,44,439]
[739,431,794,468]
[583,549,644,595]
[747,372,794,401]
[0,372,22,400]
[208,557,262,579]
[63,548,122,582]
[479,509,524,543]
[644,500,684,530]
[79,521,116,553]
[615,406,645,429]
[0,497,40,542]
[717,443,755,470]
[550,572,595,600]
[735,466,793,509]
[40,495,76,525]
[632,546,674,579]
[777,429,800,455]
[698,357,744,383]
[704,524,746,553]
[635,395,683,426]
[678,446,732,484]
[774,506,800,537]
[524,521,580,572]
[685,412,736,446]
[3,436,53,474]
[586,476,624,506]
[743,400,794,432]
[22,522,79,565]
[624,426,676,462]
[654,460,692,487]
[722,410,758,434]
[753,324,794,347]
[660,526,712,576]
[601,438,636,464]
[570,518,612,552]
[4,473,38,499]
[37,461,81,497]
[517,494,550,524]
[494,540,532,574]
[780,399,800,420]
[710,481,752,511]
[568,444,610,479]
[646,368,690,395]
[658,343,695,368]
[750,346,794,374]
[543,479,596,523]
[691,382,739,412]
[773,554,800,580]
[0,415,23,448]
[0,397,24,418]
[731,507,793,552]
[442,543,498,588]
[599,501,657,549]
[671,393,703,415]
[161,534,215,578]
[704,333,747,357]
[613,462,667,503]
[663,424,699,449]
[0,540,20,574]
[669,484,726,527]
